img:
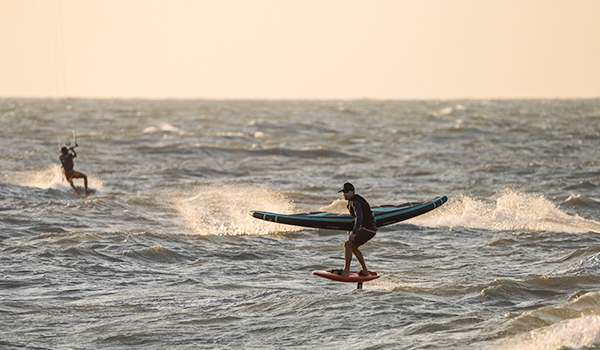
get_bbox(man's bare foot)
[358,270,369,276]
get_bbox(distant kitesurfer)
[333,182,377,277]
[59,146,89,196]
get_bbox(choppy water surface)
[1,98,600,349]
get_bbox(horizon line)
[3,95,600,102]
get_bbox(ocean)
[1,98,600,349]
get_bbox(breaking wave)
[409,191,600,233]
[498,292,600,350]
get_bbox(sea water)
[1,98,600,349]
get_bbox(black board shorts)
[353,227,376,247]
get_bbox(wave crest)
[498,293,600,350]
[410,191,600,233]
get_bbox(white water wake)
[15,164,104,193]
[173,184,303,236]
[409,191,600,233]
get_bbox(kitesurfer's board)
[250,196,447,230]
[74,186,96,196]
[312,270,380,283]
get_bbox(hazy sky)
[2,0,599,99]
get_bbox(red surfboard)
[312,270,380,283]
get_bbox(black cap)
[338,182,355,193]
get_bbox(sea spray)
[173,184,303,235]
[409,190,600,233]
[318,198,347,213]
[16,164,103,193]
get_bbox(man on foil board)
[249,182,448,288]
[332,182,377,277]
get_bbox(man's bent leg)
[70,172,89,193]
[351,228,375,275]
[352,246,368,274]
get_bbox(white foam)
[143,123,184,134]
[499,315,600,350]
[143,126,159,133]
[16,164,103,193]
[159,123,182,133]
[409,191,600,233]
[173,184,303,235]
[215,131,246,137]
[439,106,454,115]
[318,198,347,213]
